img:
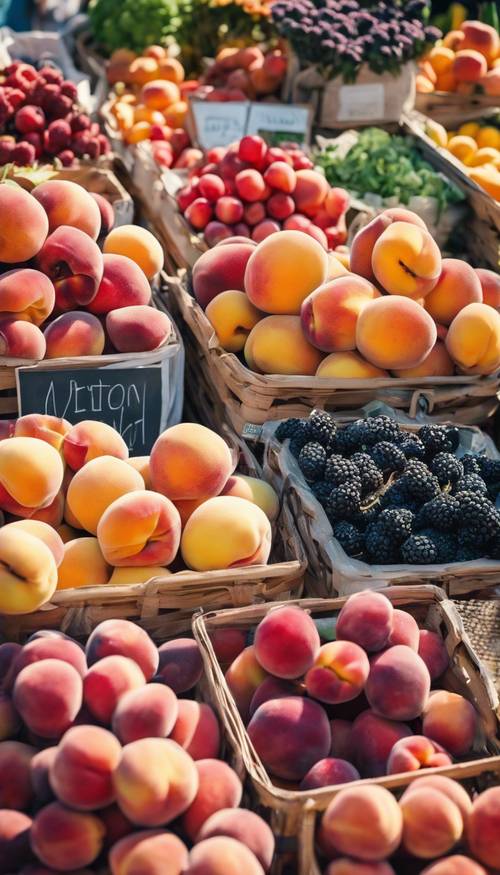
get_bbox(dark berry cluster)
[276,411,500,565]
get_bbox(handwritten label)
[17,366,163,454]
[246,103,310,143]
[190,101,249,149]
[337,83,385,122]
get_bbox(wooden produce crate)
[415,89,500,130]
[0,428,305,644]
[164,272,500,435]
[193,586,500,870]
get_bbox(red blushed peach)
[337,590,393,653]
[0,690,20,740]
[420,857,486,875]
[244,315,324,376]
[31,747,57,803]
[113,737,199,826]
[247,696,331,781]
[325,863,396,875]
[0,269,54,326]
[244,230,328,315]
[305,641,370,704]
[466,786,500,868]
[418,629,449,679]
[150,423,235,502]
[84,655,146,724]
[182,759,242,841]
[9,635,86,683]
[13,660,82,739]
[106,305,172,352]
[301,275,379,352]
[300,758,360,790]
[36,226,103,311]
[155,638,202,694]
[30,802,105,870]
[192,242,255,309]
[141,78,180,109]
[453,49,487,82]
[87,254,151,315]
[387,609,419,650]
[63,421,128,471]
[170,700,220,760]
[184,836,264,875]
[365,645,431,721]
[97,490,181,567]
[91,193,114,235]
[112,683,178,744]
[109,830,188,875]
[319,785,403,861]
[264,161,296,194]
[50,725,122,810]
[0,741,35,809]
[32,180,102,240]
[445,302,500,375]
[225,646,268,721]
[0,319,46,359]
[249,677,303,718]
[86,619,159,681]
[254,605,320,679]
[386,735,452,774]
[0,810,33,875]
[44,311,105,358]
[330,719,354,761]
[6,520,64,567]
[371,222,441,298]
[351,710,412,778]
[400,787,463,858]
[293,169,329,216]
[392,340,455,378]
[476,268,500,310]
[235,170,267,203]
[356,296,437,371]
[197,809,274,873]
[350,208,427,282]
[422,690,478,756]
[424,259,483,325]
[461,20,499,63]
[14,413,70,451]
[209,628,246,665]
[0,185,49,263]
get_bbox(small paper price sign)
[189,100,250,149]
[246,103,311,145]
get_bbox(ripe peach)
[0,319,46,359]
[350,208,427,282]
[0,435,63,514]
[30,746,57,803]
[63,421,128,471]
[91,193,114,235]
[141,79,180,109]
[5,520,64,567]
[150,423,234,502]
[109,830,188,875]
[182,759,242,841]
[392,340,455,378]
[400,787,463,858]
[422,690,478,756]
[245,229,328,314]
[66,456,144,534]
[0,185,48,263]
[264,162,296,195]
[418,629,449,679]
[266,193,295,221]
[0,810,33,874]
[476,268,500,310]
[235,170,267,203]
[301,275,379,353]
[103,225,164,281]
[293,169,329,216]
[300,758,360,790]
[192,242,255,309]
[109,566,170,585]
[337,590,393,652]
[225,646,268,721]
[155,638,202,693]
[221,475,279,521]
[316,351,389,378]
[425,259,483,325]
[113,737,198,826]
[32,180,101,240]
[247,696,331,781]
[88,254,151,315]
[97,490,181,567]
[453,49,487,82]
[14,413,70,450]
[387,609,419,650]
[0,527,58,614]
[86,618,159,680]
[185,198,213,231]
[306,641,370,704]
[215,197,244,225]
[420,857,486,875]
[249,677,303,718]
[57,537,111,590]
[366,645,430,721]
[83,655,145,724]
[244,315,323,375]
[356,295,437,371]
[371,222,441,298]
[446,302,500,374]
[170,701,220,760]
[387,735,452,774]
[466,786,500,868]
[36,226,103,311]
[209,628,246,665]
[403,780,470,827]
[0,269,54,325]
[9,635,86,683]
[50,724,121,810]
[480,67,500,96]
[198,809,274,872]
[206,290,262,353]
[319,785,403,861]
[254,605,319,679]
[106,305,172,352]
[460,20,499,64]
[30,802,105,870]
[44,311,105,358]
[184,836,264,875]
[13,660,82,738]
[181,496,272,571]
[0,741,35,809]
[351,710,412,778]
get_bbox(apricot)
[84,655,145,724]
[106,305,172,353]
[422,690,478,755]
[371,222,441,298]
[366,645,430,721]
[44,311,105,358]
[453,49,487,82]
[66,456,144,534]
[0,741,35,809]
[109,830,188,875]
[113,737,198,826]
[300,758,360,789]
[5,520,64,566]
[205,290,261,353]
[155,638,202,693]
[225,646,268,721]
[425,259,483,325]
[109,566,169,585]
[32,180,101,240]
[254,605,320,679]
[30,746,57,803]
[461,20,499,64]
[185,836,264,875]
[141,79,180,109]
[198,809,274,872]
[125,121,152,144]
[319,785,403,861]
[170,700,220,760]
[445,302,500,375]
[350,208,427,282]
[192,242,255,309]
[13,659,82,738]
[244,230,328,315]
[387,735,452,774]
[36,226,103,311]
[301,275,379,353]
[392,340,455,378]
[181,496,272,571]
[50,724,121,810]
[88,254,151,315]
[418,629,449,679]
[0,269,54,326]
[182,759,242,841]
[400,787,463,858]
[9,635,86,682]
[245,315,323,375]
[30,803,105,870]
[351,710,412,778]
[447,135,478,163]
[247,696,331,781]
[150,423,234,502]
[337,590,393,652]
[0,527,58,614]
[306,640,370,704]
[0,185,48,263]
[86,618,159,680]
[103,226,164,281]
[97,490,181,567]
[356,295,437,371]
[0,810,33,874]
[420,857,486,875]
[476,268,500,310]
[316,351,389,378]
[64,421,128,471]
[387,609,419,650]
[57,538,111,590]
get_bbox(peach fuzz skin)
[97,490,181,567]
[371,222,441,299]
[356,296,437,371]
[301,276,379,353]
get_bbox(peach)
[480,67,500,97]
[0,527,58,614]
[106,305,172,352]
[0,269,54,325]
[163,100,188,129]
[392,340,455,378]
[325,863,395,875]
[141,79,180,109]
[30,802,105,870]
[209,628,246,665]
[443,29,465,49]
[476,268,500,310]
[337,590,393,652]
[371,222,441,298]
[400,787,463,858]
[387,609,419,650]
[0,810,33,874]
[244,230,328,315]
[351,710,412,778]
[198,175,226,203]
[63,421,128,471]
[9,636,86,683]
[446,302,500,375]
[306,641,370,704]
[461,20,499,64]
[32,180,101,239]
[350,208,427,282]
[330,719,354,761]
[422,690,478,756]
[466,786,500,868]
[254,605,320,679]
[170,700,220,760]
[184,836,264,875]
[0,690,20,739]
[14,413,70,450]
[186,198,213,231]
[91,193,114,235]
[244,315,323,375]
[418,629,449,679]
[29,490,65,527]
[87,254,151,315]
[356,295,437,371]
[36,226,103,311]
[205,290,261,353]
[103,226,164,281]
[197,809,274,872]
[109,566,170,585]
[181,496,272,571]
[221,475,279,521]
[192,242,255,309]
[50,725,121,810]
[301,275,379,353]
[44,311,105,358]
[86,619,159,680]
[182,759,242,841]
[113,737,198,826]
[109,830,188,875]
[387,735,452,774]
[31,746,57,803]
[0,185,48,263]
[0,741,35,809]
[420,857,486,875]
[402,775,472,823]
[293,169,329,216]
[57,537,111,589]
[300,758,360,790]
[247,696,331,781]
[249,677,302,718]
[97,490,181,567]
[453,50,487,82]
[84,655,145,724]
[319,785,403,861]
[129,56,160,84]
[235,170,267,203]
[126,456,151,488]
[425,259,483,325]
[13,660,82,738]
[5,520,64,566]
[66,456,144,534]
[316,351,388,378]
[225,646,268,721]
[264,161,296,194]
[0,319,46,359]
[366,645,430,721]
[125,121,152,144]
[150,423,234,502]
[155,638,202,693]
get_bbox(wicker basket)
[0,427,305,644]
[193,586,500,872]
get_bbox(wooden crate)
[193,586,500,871]
[415,89,500,129]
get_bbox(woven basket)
[193,586,500,872]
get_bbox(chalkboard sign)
[16,366,163,455]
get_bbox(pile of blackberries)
[276,411,500,565]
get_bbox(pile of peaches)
[197,45,288,102]
[0,618,275,874]
[0,178,173,360]
[0,417,278,616]
[193,209,500,380]
[417,19,500,96]
[177,134,350,249]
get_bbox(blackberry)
[361,416,402,447]
[298,442,327,482]
[352,504,380,530]
[415,494,459,532]
[453,474,488,497]
[479,457,500,482]
[370,441,406,473]
[399,434,426,461]
[351,452,384,497]
[333,521,363,556]
[326,482,361,521]
[307,409,337,447]
[455,491,500,547]
[430,452,464,486]
[399,460,441,503]
[364,521,400,563]
[325,455,362,491]
[380,482,420,514]
[311,480,332,506]
[377,507,414,543]
[419,424,459,457]
[401,534,438,564]
[288,421,311,457]
[462,453,482,476]
[343,419,370,449]
[331,428,356,457]
[417,528,457,563]
[275,417,302,442]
